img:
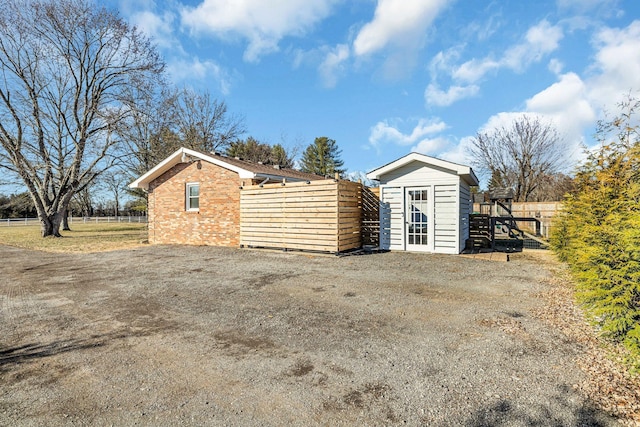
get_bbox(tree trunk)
[40,211,64,237]
[62,208,71,231]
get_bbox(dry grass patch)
[0,222,148,253]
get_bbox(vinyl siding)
[434,184,458,254]
[379,186,403,250]
[459,183,472,251]
[378,159,467,254]
[378,161,461,187]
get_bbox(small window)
[186,183,199,211]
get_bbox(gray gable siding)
[378,161,460,187]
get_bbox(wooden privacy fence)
[240,180,379,253]
[509,202,562,239]
[361,186,380,247]
[473,201,562,239]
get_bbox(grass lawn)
[0,222,148,253]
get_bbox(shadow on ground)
[0,336,113,369]
[0,326,164,372]
[465,397,610,427]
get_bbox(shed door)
[405,187,433,252]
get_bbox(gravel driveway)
[0,244,618,426]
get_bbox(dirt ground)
[0,244,623,426]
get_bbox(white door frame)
[404,186,434,252]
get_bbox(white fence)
[1,216,148,226]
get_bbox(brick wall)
[147,160,244,246]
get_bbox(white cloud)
[454,20,563,83]
[557,0,620,14]
[180,0,337,62]
[130,10,179,51]
[431,20,639,178]
[461,20,640,172]
[527,73,593,116]
[502,20,564,71]
[318,44,350,88]
[425,83,479,107]
[479,111,528,133]
[353,0,451,57]
[411,137,449,155]
[548,58,564,75]
[455,72,592,174]
[469,14,502,42]
[369,118,448,148]
[429,47,463,80]
[167,58,234,95]
[430,19,564,106]
[477,107,587,162]
[587,20,640,109]
[526,72,595,154]
[477,21,640,146]
[452,58,500,84]
[438,136,475,166]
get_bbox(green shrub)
[552,95,640,368]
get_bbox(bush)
[552,95,640,368]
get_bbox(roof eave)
[366,152,479,186]
[128,147,258,189]
[128,147,185,190]
[466,169,480,187]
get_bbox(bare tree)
[99,170,129,218]
[174,88,245,153]
[0,0,164,237]
[528,172,575,201]
[70,187,94,218]
[119,86,176,177]
[119,86,245,213]
[469,115,567,202]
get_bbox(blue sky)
[111,0,640,184]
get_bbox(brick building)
[129,147,322,246]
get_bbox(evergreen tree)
[226,138,296,167]
[226,137,272,163]
[269,144,296,169]
[552,94,640,365]
[0,192,37,218]
[300,137,345,177]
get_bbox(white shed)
[366,153,479,254]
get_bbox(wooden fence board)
[240,179,379,253]
[472,201,562,238]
